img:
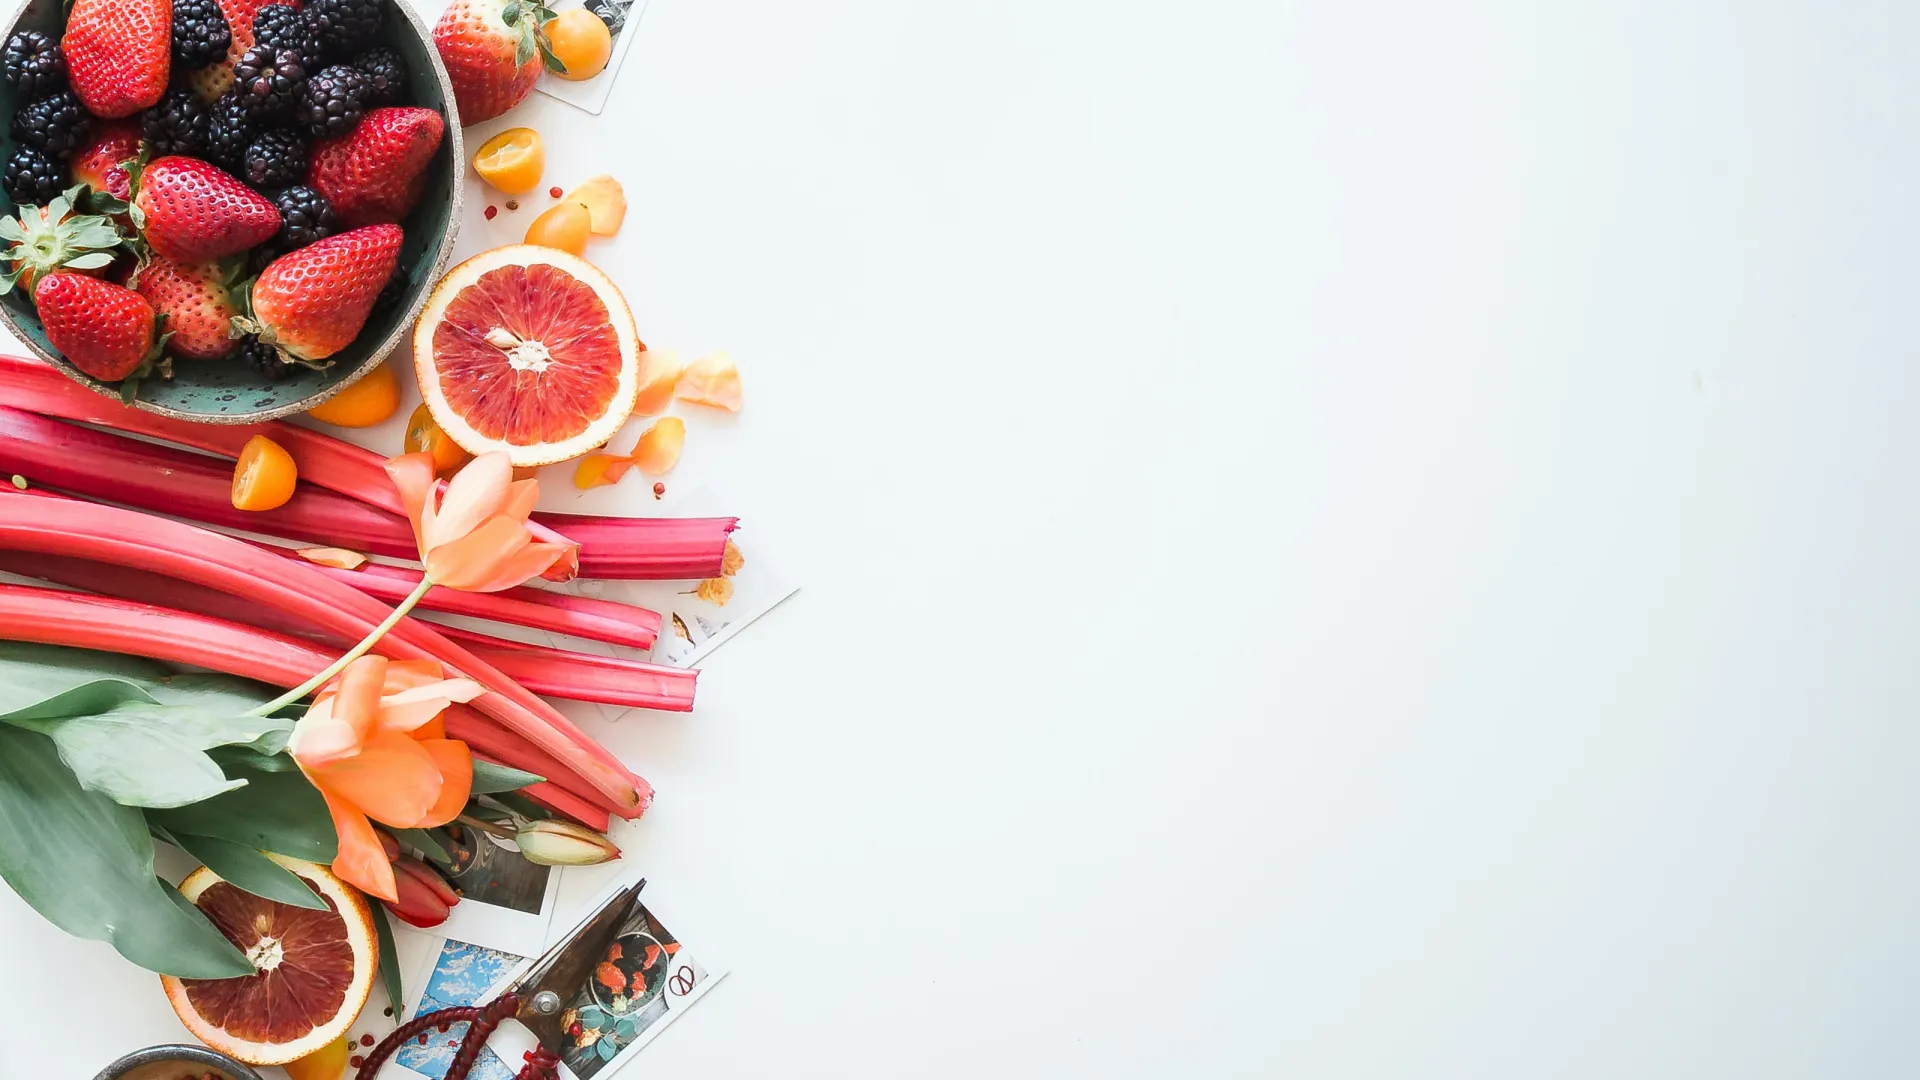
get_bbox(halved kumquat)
[233,434,297,511]
[473,127,545,195]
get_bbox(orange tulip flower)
[289,655,483,902]
[385,450,573,592]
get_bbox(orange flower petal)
[425,452,513,552]
[318,786,397,902]
[295,547,368,570]
[309,730,443,828]
[377,677,485,734]
[633,349,682,416]
[573,453,632,490]
[414,715,447,740]
[424,514,531,590]
[630,417,685,474]
[412,739,472,828]
[502,478,540,522]
[381,659,450,691]
[675,352,742,412]
[383,452,437,541]
[291,655,388,768]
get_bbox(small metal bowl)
[90,1043,266,1080]
[0,0,464,423]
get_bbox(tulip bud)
[515,820,622,866]
[385,857,459,928]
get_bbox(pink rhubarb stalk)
[0,488,646,815]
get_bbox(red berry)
[549,186,563,198]
[485,205,497,220]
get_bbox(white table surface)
[5,1,1918,1076]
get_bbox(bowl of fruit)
[0,0,462,421]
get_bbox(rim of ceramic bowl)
[0,0,464,425]
[90,1043,266,1080]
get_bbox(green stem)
[251,576,436,716]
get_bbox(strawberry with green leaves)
[131,156,283,264]
[432,0,565,125]
[131,257,245,361]
[34,272,167,382]
[234,223,401,365]
[309,107,446,227]
[0,188,127,297]
[63,0,173,118]
[70,121,144,203]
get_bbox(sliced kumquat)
[674,352,742,412]
[524,201,592,255]
[404,403,472,476]
[232,434,298,511]
[307,363,401,428]
[544,8,613,80]
[473,127,545,195]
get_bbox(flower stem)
[251,576,436,715]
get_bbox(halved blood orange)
[413,245,643,467]
[160,856,377,1066]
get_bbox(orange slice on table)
[413,245,642,467]
[161,856,377,1066]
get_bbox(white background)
[5,0,1919,1077]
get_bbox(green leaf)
[0,725,255,978]
[210,745,299,773]
[536,36,567,75]
[485,791,553,821]
[165,832,327,910]
[615,1016,637,1038]
[63,251,114,270]
[471,759,544,794]
[514,33,535,68]
[375,906,403,1011]
[150,768,337,862]
[393,827,451,864]
[0,642,169,715]
[144,672,283,715]
[10,700,292,809]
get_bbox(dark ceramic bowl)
[91,1043,265,1080]
[0,0,462,422]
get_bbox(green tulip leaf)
[393,827,452,865]
[0,725,254,978]
[150,767,338,863]
[165,832,327,911]
[10,700,293,809]
[0,642,170,714]
[471,760,545,794]
[375,906,403,1013]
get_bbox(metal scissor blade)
[511,877,648,1052]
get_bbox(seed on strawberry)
[132,257,244,361]
[432,0,565,125]
[234,223,402,364]
[308,106,445,227]
[34,272,163,382]
[132,156,283,263]
[63,0,172,119]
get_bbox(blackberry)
[298,64,370,137]
[205,91,257,174]
[140,89,210,159]
[2,144,65,206]
[354,46,406,107]
[233,43,308,123]
[241,336,296,380]
[372,262,409,315]
[244,128,308,189]
[10,90,90,159]
[304,0,384,60]
[171,0,232,70]
[262,184,340,259]
[251,4,323,70]
[2,31,65,100]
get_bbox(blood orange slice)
[160,856,377,1066]
[414,245,643,467]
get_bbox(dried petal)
[628,417,685,475]
[296,547,369,570]
[674,352,742,412]
[695,577,734,605]
[632,348,682,416]
[720,539,744,576]
[573,453,633,490]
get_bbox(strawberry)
[63,0,172,119]
[309,108,447,227]
[35,273,165,382]
[186,0,295,101]
[132,157,283,263]
[69,121,144,203]
[132,257,244,361]
[432,0,565,125]
[234,224,402,364]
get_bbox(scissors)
[355,878,649,1080]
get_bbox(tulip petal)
[296,547,368,570]
[411,738,472,828]
[573,454,633,489]
[502,478,539,522]
[425,515,568,592]
[290,655,388,767]
[675,352,742,411]
[381,659,450,691]
[318,786,397,902]
[427,452,513,551]
[377,678,486,734]
[310,730,443,828]
[383,453,438,544]
[633,348,682,416]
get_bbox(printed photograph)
[442,820,552,915]
[557,901,706,1078]
[395,940,526,1080]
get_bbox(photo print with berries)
[535,0,649,116]
[481,877,728,1080]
